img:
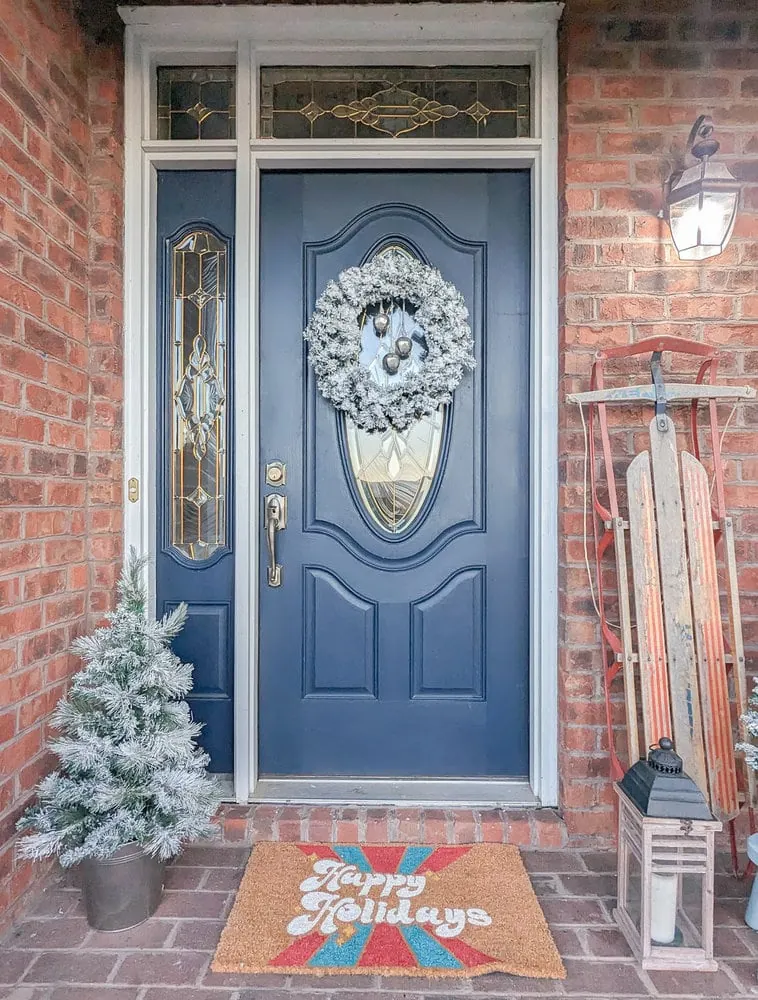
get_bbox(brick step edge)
[209,804,571,849]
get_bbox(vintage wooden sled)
[568,337,756,871]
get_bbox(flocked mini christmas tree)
[738,680,758,772]
[18,549,219,867]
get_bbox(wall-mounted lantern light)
[663,116,739,261]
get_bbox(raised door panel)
[411,568,484,699]
[303,568,378,698]
[304,204,485,568]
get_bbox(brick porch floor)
[1,845,756,1000]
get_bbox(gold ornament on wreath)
[303,248,476,432]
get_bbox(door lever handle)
[265,494,287,587]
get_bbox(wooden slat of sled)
[567,383,757,406]
[723,515,756,808]
[649,417,708,795]
[682,452,739,822]
[628,452,672,753]
[613,516,640,765]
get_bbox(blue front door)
[259,171,530,779]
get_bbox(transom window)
[157,66,236,140]
[259,66,530,139]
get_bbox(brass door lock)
[265,461,286,486]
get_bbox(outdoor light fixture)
[614,738,721,972]
[663,115,739,261]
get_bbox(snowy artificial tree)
[738,681,758,773]
[18,549,219,867]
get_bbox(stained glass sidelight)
[170,230,228,560]
[260,66,530,139]
[344,247,446,535]
[157,66,236,140]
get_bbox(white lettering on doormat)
[286,858,493,938]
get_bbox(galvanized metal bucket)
[80,842,165,931]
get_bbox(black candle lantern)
[614,738,721,973]
[619,738,713,821]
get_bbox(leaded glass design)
[260,66,530,139]
[157,66,236,140]
[344,247,446,534]
[171,230,228,559]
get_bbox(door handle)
[265,494,287,587]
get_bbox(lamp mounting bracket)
[688,114,720,161]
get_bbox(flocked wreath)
[304,248,475,432]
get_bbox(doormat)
[211,843,566,979]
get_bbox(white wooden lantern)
[614,782,721,972]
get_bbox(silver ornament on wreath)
[382,353,401,375]
[394,336,413,359]
[303,248,476,433]
[373,311,390,336]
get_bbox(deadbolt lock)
[265,461,286,486]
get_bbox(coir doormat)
[212,843,566,979]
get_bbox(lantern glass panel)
[668,160,739,261]
[625,848,642,936]
[676,870,705,950]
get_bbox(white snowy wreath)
[304,248,475,432]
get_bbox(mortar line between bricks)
[163,919,181,948]
[721,959,751,994]
[106,951,127,983]
[197,867,213,890]
[194,951,213,987]
[13,950,40,982]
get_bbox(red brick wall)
[1,0,757,926]
[559,0,758,843]
[0,0,123,927]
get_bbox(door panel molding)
[121,4,561,806]
[304,204,485,556]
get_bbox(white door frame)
[120,2,563,807]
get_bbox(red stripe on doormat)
[361,846,407,872]
[416,847,471,873]
[296,844,339,861]
[269,930,326,967]
[357,923,418,967]
[442,934,498,968]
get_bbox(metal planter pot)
[80,842,165,931]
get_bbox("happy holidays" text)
[286,858,493,939]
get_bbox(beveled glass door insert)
[344,247,446,535]
[170,229,229,561]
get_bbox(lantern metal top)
[618,738,714,821]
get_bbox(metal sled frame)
[568,337,756,873]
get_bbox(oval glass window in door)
[344,245,446,535]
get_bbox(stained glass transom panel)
[170,230,228,560]
[157,66,236,140]
[260,66,530,139]
[344,247,446,535]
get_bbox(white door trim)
[120,2,563,807]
